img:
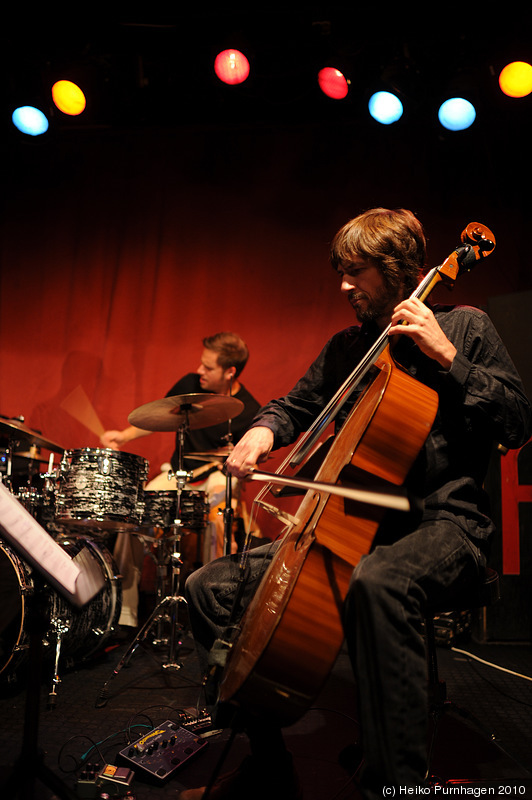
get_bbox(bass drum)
[50,535,122,661]
[0,536,121,678]
[0,542,34,676]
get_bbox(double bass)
[217,223,496,727]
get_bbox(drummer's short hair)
[330,207,426,297]
[203,332,250,377]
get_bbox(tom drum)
[55,448,149,531]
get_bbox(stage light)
[318,67,349,100]
[12,106,49,136]
[438,97,476,131]
[368,91,403,125]
[52,80,86,115]
[499,61,532,98]
[214,49,250,85]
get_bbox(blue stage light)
[368,91,403,125]
[438,98,476,131]
[12,106,49,136]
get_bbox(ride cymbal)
[128,393,244,432]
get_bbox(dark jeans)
[185,520,486,798]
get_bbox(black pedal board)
[118,719,207,782]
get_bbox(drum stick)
[191,461,220,481]
[60,385,105,438]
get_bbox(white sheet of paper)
[0,482,80,594]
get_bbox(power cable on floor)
[451,647,532,682]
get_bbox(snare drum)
[141,489,208,530]
[0,536,121,677]
[55,448,149,531]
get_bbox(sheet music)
[0,482,104,606]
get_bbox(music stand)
[0,483,105,800]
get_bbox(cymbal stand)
[0,442,14,490]
[161,512,188,671]
[221,380,234,557]
[222,470,234,557]
[149,532,173,648]
[96,420,192,707]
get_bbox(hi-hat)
[0,417,64,453]
[184,450,233,461]
[128,393,244,432]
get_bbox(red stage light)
[318,67,349,100]
[214,49,250,85]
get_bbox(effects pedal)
[118,719,207,782]
[75,763,134,798]
[179,707,212,734]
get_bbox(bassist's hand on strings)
[389,297,457,370]
[225,425,274,479]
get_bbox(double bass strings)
[290,266,440,468]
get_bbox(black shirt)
[165,373,261,472]
[251,305,531,545]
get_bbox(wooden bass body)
[218,350,439,726]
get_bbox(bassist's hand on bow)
[389,298,457,370]
[225,426,275,479]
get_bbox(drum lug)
[98,455,112,475]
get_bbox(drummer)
[100,332,261,629]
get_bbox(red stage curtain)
[1,124,529,537]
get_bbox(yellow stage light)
[52,80,87,115]
[499,61,532,98]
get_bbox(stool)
[424,567,500,779]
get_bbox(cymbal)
[128,393,244,432]
[0,417,64,454]
[184,450,273,463]
[184,450,233,462]
[13,451,51,465]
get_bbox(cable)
[451,647,532,682]
[57,734,107,774]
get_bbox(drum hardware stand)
[96,421,194,707]
[221,385,235,557]
[46,601,72,710]
[1,576,77,800]
[220,436,234,557]
[148,532,173,648]
[0,445,13,490]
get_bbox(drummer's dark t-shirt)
[165,373,261,472]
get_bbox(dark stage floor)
[0,598,531,800]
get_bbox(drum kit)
[0,392,244,701]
